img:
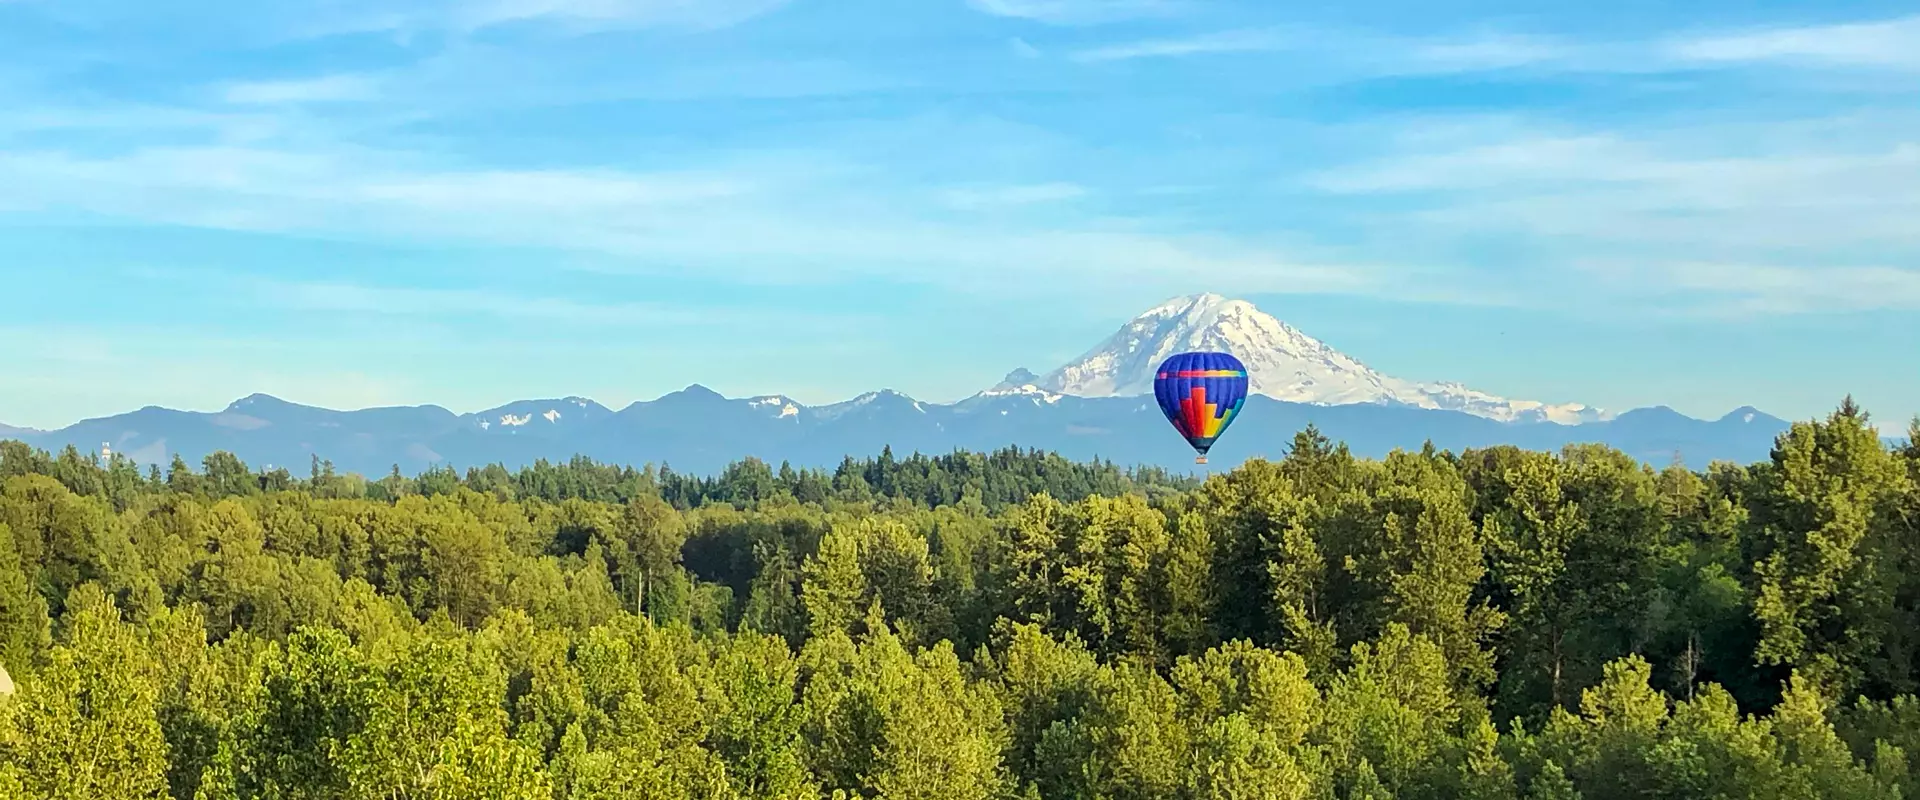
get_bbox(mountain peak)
[226,393,288,410]
[1032,293,1365,400]
[629,385,729,410]
[465,397,613,431]
[1718,406,1775,425]
[223,393,322,415]
[993,368,1040,391]
[1028,294,1608,425]
[1145,291,1230,313]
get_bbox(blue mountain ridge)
[1,386,1813,478]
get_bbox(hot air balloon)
[1153,351,1249,465]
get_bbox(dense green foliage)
[0,402,1917,799]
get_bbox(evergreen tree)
[0,413,1913,800]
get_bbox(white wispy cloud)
[1311,128,1920,248]
[10,86,1915,318]
[1307,135,1646,193]
[1311,108,1920,197]
[1071,28,1284,62]
[966,0,1180,25]
[1067,27,1586,71]
[0,145,755,224]
[22,0,797,46]
[1566,260,1920,317]
[1661,263,1920,313]
[249,279,872,329]
[266,282,696,323]
[0,104,289,143]
[442,0,794,33]
[1404,33,1570,71]
[8,5,1918,324]
[0,137,1446,304]
[271,0,796,39]
[1666,15,1920,70]
[940,182,1086,209]
[1067,15,1920,76]
[369,45,901,111]
[222,74,382,105]
[1302,111,1920,314]
[353,169,751,209]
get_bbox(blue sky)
[1,0,1916,430]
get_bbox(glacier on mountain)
[1030,293,1608,425]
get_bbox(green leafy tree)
[1746,400,1910,699]
[0,584,168,799]
[0,424,1917,800]
[801,523,868,640]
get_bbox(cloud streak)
[940,182,1087,209]
[1661,263,1920,313]
[1566,261,1920,317]
[967,0,1180,25]
[1665,15,1920,70]
[260,0,798,40]
[442,0,795,33]
[6,3,1919,327]
[1300,110,1920,316]
[245,278,877,330]
[1065,26,1588,72]
[1067,14,1920,76]
[1308,126,1920,247]
[222,74,383,105]
[1070,28,1285,62]
[0,138,1449,305]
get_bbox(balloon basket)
[1195,456,1208,465]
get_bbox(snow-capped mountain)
[814,390,927,423]
[3,292,1804,478]
[5,386,1789,480]
[956,375,1067,414]
[464,397,612,432]
[1031,293,1608,425]
[748,395,806,421]
[990,368,1042,392]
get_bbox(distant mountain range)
[0,294,1812,477]
[1029,293,1608,424]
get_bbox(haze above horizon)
[2,0,1916,431]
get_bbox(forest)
[0,399,1917,799]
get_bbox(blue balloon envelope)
[1152,351,1250,464]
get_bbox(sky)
[1,0,1917,430]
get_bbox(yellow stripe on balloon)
[1201,402,1234,437]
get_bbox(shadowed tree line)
[0,400,1916,799]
